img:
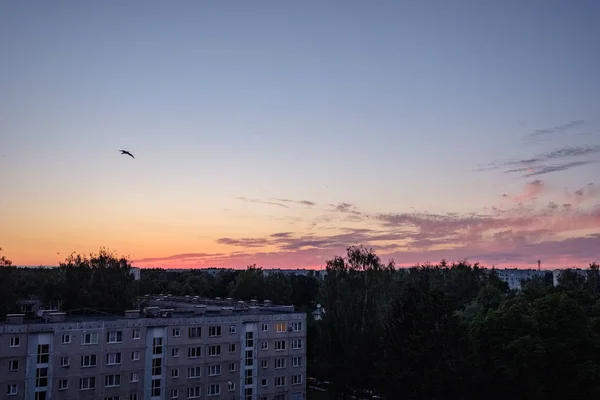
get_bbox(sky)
[0,0,599,270]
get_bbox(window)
[153,337,163,355]
[261,341,268,350]
[132,351,140,361]
[292,356,303,367]
[229,343,236,352]
[9,337,20,347]
[276,322,287,333]
[152,358,162,376]
[261,323,268,332]
[7,384,17,395]
[188,346,202,358]
[275,340,286,351]
[261,378,268,387]
[130,395,138,400]
[292,321,303,331]
[34,390,47,400]
[292,338,302,349]
[207,384,220,396]
[245,388,253,399]
[151,379,161,397]
[172,348,180,357]
[106,331,123,343]
[60,356,69,367]
[274,395,286,400]
[229,325,236,334]
[104,397,120,400]
[261,359,268,368]
[132,329,140,339]
[171,368,179,378]
[37,344,49,363]
[188,327,201,338]
[228,381,235,391]
[208,326,221,337]
[58,379,68,390]
[275,376,286,387]
[106,352,122,365]
[61,334,71,344]
[208,345,221,357]
[208,364,221,376]
[275,357,286,369]
[228,362,236,372]
[292,374,303,385]
[131,372,139,382]
[187,386,201,399]
[8,360,19,371]
[172,327,180,337]
[81,354,97,367]
[244,368,253,385]
[35,367,48,387]
[82,332,98,345]
[245,350,254,367]
[170,389,179,399]
[188,366,202,379]
[105,374,121,387]
[79,377,96,390]
[245,331,254,348]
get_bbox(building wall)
[0,311,306,400]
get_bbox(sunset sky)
[1,1,599,270]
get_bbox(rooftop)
[2,296,299,326]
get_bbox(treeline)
[2,246,600,399]
[315,246,600,400]
[0,248,321,316]
[138,265,320,310]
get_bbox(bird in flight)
[119,150,135,159]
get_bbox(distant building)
[0,297,307,400]
[552,268,588,286]
[492,268,549,290]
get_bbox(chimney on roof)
[538,260,541,271]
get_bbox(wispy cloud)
[235,197,289,208]
[135,252,224,263]
[528,120,586,139]
[269,198,316,207]
[509,179,545,202]
[135,183,600,269]
[521,160,598,178]
[477,145,600,178]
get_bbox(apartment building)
[0,299,307,400]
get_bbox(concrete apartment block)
[0,300,307,400]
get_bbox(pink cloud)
[510,179,546,202]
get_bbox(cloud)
[135,253,224,263]
[521,160,598,178]
[509,179,545,202]
[565,183,600,206]
[528,120,586,139]
[479,145,600,177]
[235,197,289,208]
[269,198,316,207]
[216,237,270,247]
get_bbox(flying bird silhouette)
[119,150,135,159]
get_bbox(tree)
[0,247,12,267]
[320,246,395,397]
[57,248,137,314]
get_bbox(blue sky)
[1,0,599,269]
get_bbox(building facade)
[0,302,306,400]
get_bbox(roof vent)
[6,314,25,324]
